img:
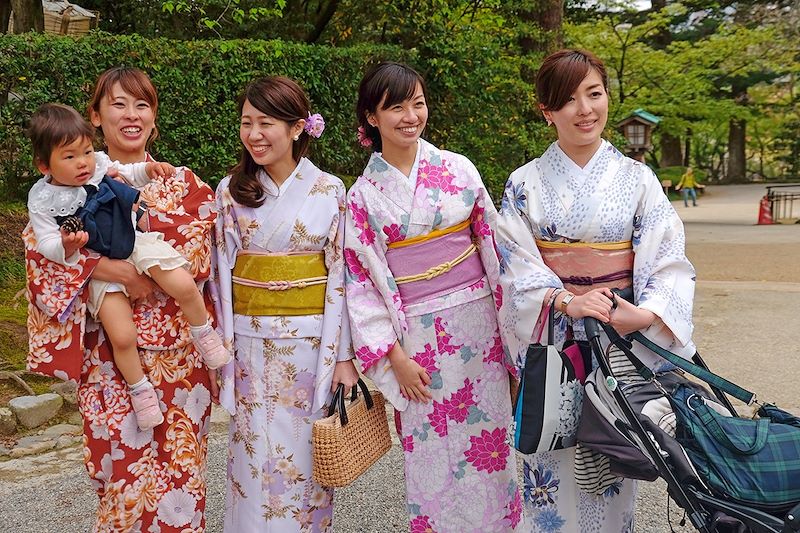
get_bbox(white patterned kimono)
[214,158,352,533]
[496,140,696,532]
[344,139,522,533]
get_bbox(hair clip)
[304,113,325,138]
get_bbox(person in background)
[676,166,699,207]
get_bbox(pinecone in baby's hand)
[59,215,84,233]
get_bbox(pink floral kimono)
[344,139,522,533]
[25,168,217,532]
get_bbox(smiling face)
[37,136,96,187]
[368,82,428,154]
[90,82,156,163]
[239,98,302,173]
[542,68,609,159]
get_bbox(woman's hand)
[608,297,656,336]
[124,271,158,302]
[208,369,220,404]
[562,287,614,322]
[331,359,360,397]
[388,342,432,403]
[92,258,158,302]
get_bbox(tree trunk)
[726,117,747,183]
[519,0,564,56]
[10,0,43,33]
[305,0,338,44]
[659,132,683,167]
[1,0,12,33]
[683,128,692,167]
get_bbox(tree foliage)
[566,1,799,180]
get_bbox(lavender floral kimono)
[497,140,696,532]
[214,158,352,532]
[344,139,522,533]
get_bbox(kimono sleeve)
[312,180,355,411]
[212,178,241,415]
[323,181,354,362]
[496,166,563,366]
[463,159,519,376]
[344,183,409,411]
[632,165,696,349]
[24,224,99,382]
[343,185,399,370]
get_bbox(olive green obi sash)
[232,251,327,316]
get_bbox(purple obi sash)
[385,221,485,306]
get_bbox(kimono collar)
[258,157,309,198]
[552,138,610,175]
[362,140,435,210]
[381,140,422,180]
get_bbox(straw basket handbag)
[312,379,391,487]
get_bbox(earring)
[546,118,553,126]
[293,135,300,141]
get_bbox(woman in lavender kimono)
[214,76,358,532]
[344,62,522,532]
[497,49,696,532]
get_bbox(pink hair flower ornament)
[357,126,373,148]
[304,113,325,138]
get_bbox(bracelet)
[547,288,564,309]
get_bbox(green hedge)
[0,32,546,202]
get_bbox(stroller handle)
[583,286,634,341]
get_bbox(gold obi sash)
[536,240,633,296]
[232,252,327,316]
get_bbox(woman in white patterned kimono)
[344,62,522,533]
[214,76,358,532]
[496,49,696,532]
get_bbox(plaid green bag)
[618,331,800,513]
[671,385,800,512]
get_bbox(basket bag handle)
[326,378,374,426]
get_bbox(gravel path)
[1,183,797,532]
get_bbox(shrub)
[1,32,546,202]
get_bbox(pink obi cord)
[385,226,485,306]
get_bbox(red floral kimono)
[25,167,217,532]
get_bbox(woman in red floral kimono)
[25,67,217,532]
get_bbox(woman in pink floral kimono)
[25,67,216,532]
[344,62,522,533]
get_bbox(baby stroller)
[578,288,800,533]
